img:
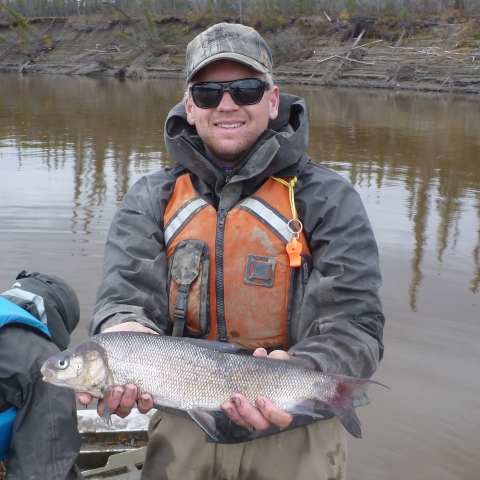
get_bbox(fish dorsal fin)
[181,338,242,354]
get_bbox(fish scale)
[100,334,240,409]
[41,331,382,439]
[101,333,311,410]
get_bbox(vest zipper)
[224,169,233,182]
[302,256,309,284]
[215,209,228,342]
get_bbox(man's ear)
[268,85,280,121]
[184,93,196,126]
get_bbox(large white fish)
[41,332,381,439]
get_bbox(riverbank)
[1,13,479,93]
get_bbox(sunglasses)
[189,78,271,109]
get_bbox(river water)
[1,73,479,480]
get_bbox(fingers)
[223,350,294,432]
[222,394,271,431]
[112,384,138,418]
[256,396,293,429]
[267,350,292,361]
[103,322,159,334]
[233,394,271,430]
[252,348,268,357]
[137,393,154,414]
[76,392,93,405]
[253,348,292,361]
[97,385,128,418]
[97,384,154,418]
[221,400,252,429]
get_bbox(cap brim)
[187,52,269,82]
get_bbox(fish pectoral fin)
[100,387,112,426]
[187,408,218,441]
[284,399,325,419]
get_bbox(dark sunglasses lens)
[191,79,267,108]
[192,84,223,108]
[230,79,265,105]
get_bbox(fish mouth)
[41,364,49,376]
[40,364,59,383]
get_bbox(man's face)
[185,59,279,166]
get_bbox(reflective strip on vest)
[164,198,208,247]
[238,197,292,244]
[164,174,313,350]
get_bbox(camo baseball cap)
[186,23,273,82]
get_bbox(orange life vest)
[164,173,311,350]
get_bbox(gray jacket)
[0,325,83,479]
[90,93,384,379]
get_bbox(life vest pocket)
[168,240,211,338]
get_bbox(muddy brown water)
[1,73,479,480]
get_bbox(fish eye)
[56,358,70,370]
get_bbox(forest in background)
[1,0,480,21]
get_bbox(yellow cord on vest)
[270,176,298,221]
[271,176,303,266]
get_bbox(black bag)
[2,271,80,350]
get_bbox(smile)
[216,122,244,129]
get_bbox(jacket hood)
[1,271,80,350]
[164,93,309,189]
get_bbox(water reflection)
[2,74,480,313]
[288,85,480,309]
[1,73,479,480]
[2,73,176,204]
[0,74,181,334]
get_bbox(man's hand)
[76,322,157,416]
[221,348,294,431]
[102,321,159,334]
[77,384,154,417]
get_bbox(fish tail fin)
[320,375,378,439]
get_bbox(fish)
[41,331,382,439]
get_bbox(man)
[0,271,83,480]
[79,23,384,480]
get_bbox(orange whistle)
[286,238,302,267]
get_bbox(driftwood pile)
[275,29,480,93]
[1,17,479,94]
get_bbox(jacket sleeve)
[89,169,176,336]
[289,163,385,379]
[0,326,83,480]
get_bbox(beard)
[204,143,249,166]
